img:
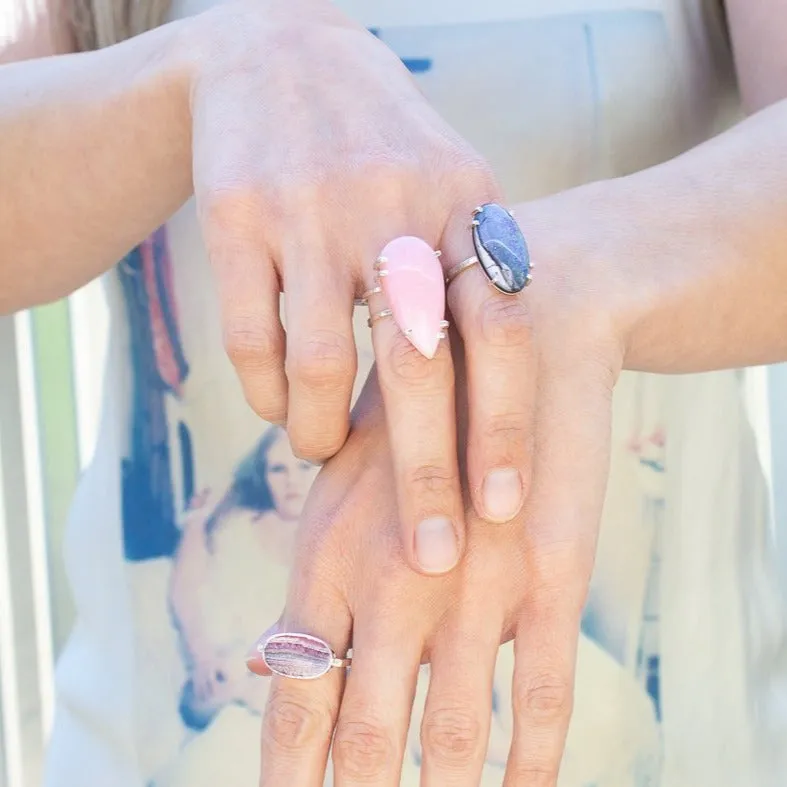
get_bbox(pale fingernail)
[483,468,523,522]
[245,623,278,674]
[415,516,459,573]
[246,646,268,676]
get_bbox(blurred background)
[4,280,787,787]
[0,279,109,787]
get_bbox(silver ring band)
[445,255,479,286]
[367,308,393,327]
[354,286,383,307]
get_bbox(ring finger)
[257,606,353,786]
[443,203,535,525]
[333,602,425,786]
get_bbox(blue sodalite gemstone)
[472,203,531,294]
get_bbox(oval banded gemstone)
[262,633,335,680]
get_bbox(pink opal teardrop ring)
[366,236,450,360]
[259,632,351,680]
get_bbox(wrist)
[614,117,787,373]
[517,118,787,380]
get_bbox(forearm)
[514,99,787,375]
[0,20,192,312]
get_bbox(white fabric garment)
[44,1,787,786]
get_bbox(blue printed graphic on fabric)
[369,28,433,72]
[118,230,188,561]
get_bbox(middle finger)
[370,235,465,576]
[419,598,503,786]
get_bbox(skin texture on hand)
[248,352,614,786]
[246,86,787,782]
[1,0,533,570]
[187,0,526,566]
[244,170,629,782]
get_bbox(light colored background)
[0,278,108,787]
[2,279,787,787]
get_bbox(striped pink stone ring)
[259,632,352,680]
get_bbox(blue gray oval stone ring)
[261,632,352,680]
[446,203,532,294]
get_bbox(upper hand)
[187,0,537,574]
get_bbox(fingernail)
[246,639,263,662]
[245,641,266,674]
[245,623,278,674]
[483,468,523,522]
[415,516,459,573]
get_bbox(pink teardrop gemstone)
[262,633,334,680]
[380,236,446,359]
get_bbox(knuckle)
[288,330,356,393]
[276,171,330,214]
[262,690,330,753]
[385,336,452,391]
[249,398,288,426]
[509,761,560,786]
[201,184,269,246]
[407,464,457,499]
[224,319,283,373]
[514,672,573,723]
[356,156,418,195]
[422,706,483,766]
[288,425,346,462]
[476,296,532,348]
[446,150,498,194]
[485,414,530,460]
[333,719,394,779]
[523,539,589,597]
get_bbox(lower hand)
[245,163,751,783]
[246,335,615,786]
